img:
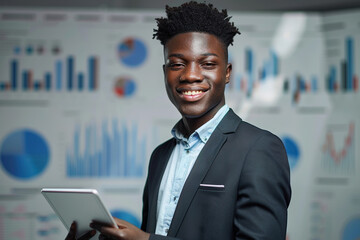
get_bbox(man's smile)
[176,87,208,101]
[183,90,204,96]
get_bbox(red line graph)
[322,122,354,164]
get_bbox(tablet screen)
[41,188,117,238]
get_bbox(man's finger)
[98,226,124,238]
[89,222,103,232]
[65,222,77,240]
[113,218,130,228]
[78,229,96,240]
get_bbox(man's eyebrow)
[202,53,219,57]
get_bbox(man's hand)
[90,217,150,240]
[65,221,96,240]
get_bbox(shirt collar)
[171,105,230,144]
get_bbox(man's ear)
[226,63,232,84]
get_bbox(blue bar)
[45,72,51,91]
[67,56,74,91]
[88,57,94,91]
[74,127,80,176]
[56,60,62,91]
[131,124,138,176]
[311,76,318,92]
[85,126,90,176]
[103,122,111,176]
[123,123,128,177]
[330,66,336,92]
[22,70,28,90]
[271,50,278,76]
[0,82,6,91]
[78,73,84,91]
[245,49,253,96]
[261,67,266,80]
[113,119,121,176]
[245,49,253,74]
[346,37,353,91]
[11,60,18,90]
[263,61,270,81]
[34,81,41,91]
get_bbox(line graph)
[321,122,355,174]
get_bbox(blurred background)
[0,0,359,239]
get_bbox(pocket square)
[199,184,225,188]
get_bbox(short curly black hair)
[153,1,240,47]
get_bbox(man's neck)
[180,104,226,138]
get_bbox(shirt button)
[186,150,189,154]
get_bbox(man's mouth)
[177,89,207,101]
[183,90,204,96]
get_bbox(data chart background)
[0,8,359,240]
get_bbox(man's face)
[163,32,231,123]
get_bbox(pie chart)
[111,209,141,228]
[118,38,147,67]
[281,136,300,170]
[0,129,50,180]
[114,77,136,97]
[342,218,360,240]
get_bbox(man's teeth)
[183,90,203,96]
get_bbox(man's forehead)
[164,32,226,47]
[162,32,228,60]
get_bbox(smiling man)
[163,31,231,135]
[66,2,291,240]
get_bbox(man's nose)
[180,63,203,82]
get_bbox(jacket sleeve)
[234,133,291,240]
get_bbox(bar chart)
[0,56,99,92]
[66,120,147,178]
[227,47,318,104]
[326,37,359,92]
[283,74,319,103]
[227,48,279,97]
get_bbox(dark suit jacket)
[141,109,291,240]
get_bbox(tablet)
[41,188,118,238]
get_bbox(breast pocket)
[198,184,226,192]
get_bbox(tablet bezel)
[41,188,118,238]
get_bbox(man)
[66,2,291,239]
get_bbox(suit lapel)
[168,109,241,236]
[147,139,176,232]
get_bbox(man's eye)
[169,63,183,68]
[203,62,216,68]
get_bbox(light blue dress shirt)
[155,105,230,236]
